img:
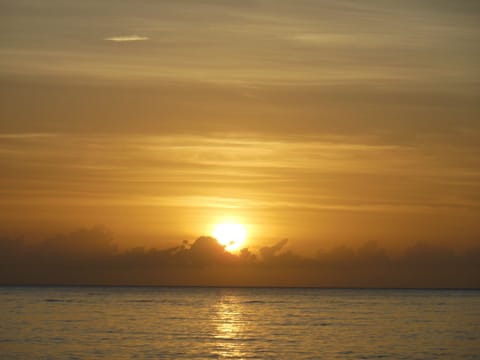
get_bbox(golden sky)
[1,0,479,271]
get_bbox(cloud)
[1,227,479,288]
[0,133,57,139]
[104,35,149,42]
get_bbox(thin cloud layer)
[104,35,149,42]
[0,0,479,279]
[0,132,478,253]
[2,0,479,85]
[1,227,478,288]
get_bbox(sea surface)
[1,287,479,359]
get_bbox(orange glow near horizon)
[1,0,480,289]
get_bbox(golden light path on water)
[2,287,479,358]
[212,295,246,358]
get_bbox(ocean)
[1,287,479,359]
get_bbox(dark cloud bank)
[1,227,479,288]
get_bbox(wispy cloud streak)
[104,35,149,42]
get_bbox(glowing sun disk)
[213,223,247,251]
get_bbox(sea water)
[1,287,479,359]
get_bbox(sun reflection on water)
[212,295,247,359]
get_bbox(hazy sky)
[1,0,479,264]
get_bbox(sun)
[212,223,247,252]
